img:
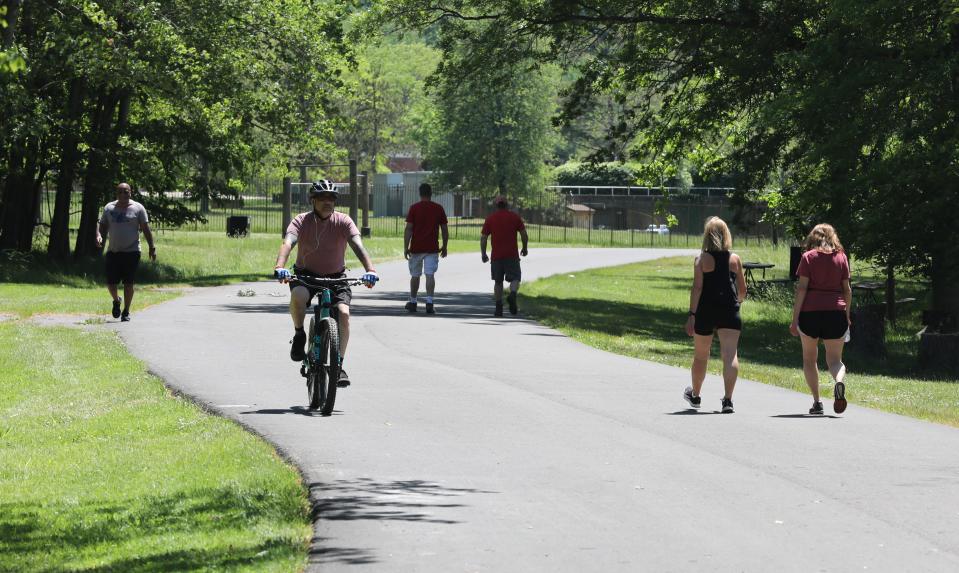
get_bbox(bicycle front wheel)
[317,317,340,415]
[306,317,326,410]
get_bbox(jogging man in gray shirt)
[96,182,156,321]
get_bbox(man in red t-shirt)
[404,183,449,314]
[480,195,529,316]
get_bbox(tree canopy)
[1,0,352,256]
[368,0,959,314]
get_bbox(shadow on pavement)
[212,290,537,322]
[308,478,499,566]
[240,406,339,417]
[771,413,842,419]
[665,409,725,415]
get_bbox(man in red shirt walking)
[480,195,529,317]
[404,183,449,314]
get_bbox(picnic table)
[742,262,775,291]
[851,281,883,306]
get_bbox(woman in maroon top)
[790,224,851,415]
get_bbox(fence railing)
[38,179,775,246]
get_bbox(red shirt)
[798,249,850,311]
[286,211,359,275]
[406,200,448,253]
[481,209,526,260]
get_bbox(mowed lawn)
[521,249,959,427]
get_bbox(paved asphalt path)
[115,248,959,572]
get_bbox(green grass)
[0,321,311,572]
[521,249,959,427]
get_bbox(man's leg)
[335,302,353,386]
[493,281,504,316]
[407,255,421,312]
[410,275,420,300]
[425,274,435,298]
[336,302,351,357]
[289,286,310,361]
[507,279,520,314]
[123,282,135,313]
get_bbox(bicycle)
[289,274,367,415]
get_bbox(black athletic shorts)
[694,304,742,336]
[105,251,141,285]
[491,258,522,282]
[290,267,353,307]
[798,310,848,340]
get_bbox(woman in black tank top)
[684,217,747,413]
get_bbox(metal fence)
[38,178,776,246]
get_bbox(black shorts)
[491,258,522,282]
[798,310,848,340]
[694,304,742,336]
[105,251,141,285]
[290,267,352,307]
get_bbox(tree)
[1,0,351,257]
[333,37,441,175]
[369,0,959,318]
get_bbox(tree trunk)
[0,146,27,250]
[48,78,86,259]
[74,92,118,258]
[15,143,44,250]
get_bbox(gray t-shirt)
[99,200,149,253]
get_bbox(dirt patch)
[26,313,104,328]
[0,313,18,323]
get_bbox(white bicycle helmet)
[309,179,338,196]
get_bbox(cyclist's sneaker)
[683,386,701,409]
[507,292,518,315]
[809,401,824,415]
[120,311,130,322]
[425,302,435,314]
[112,297,122,318]
[494,303,503,317]
[290,329,306,362]
[833,381,847,414]
[337,368,350,388]
[721,397,734,413]
[405,301,417,313]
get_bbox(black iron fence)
[38,178,777,246]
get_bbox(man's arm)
[403,222,414,259]
[348,234,376,272]
[273,234,296,282]
[519,227,529,257]
[140,221,157,261]
[480,234,489,263]
[96,221,108,248]
[440,223,449,257]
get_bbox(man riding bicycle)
[273,179,378,386]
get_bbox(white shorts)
[408,252,440,276]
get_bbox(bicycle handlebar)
[288,274,368,287]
